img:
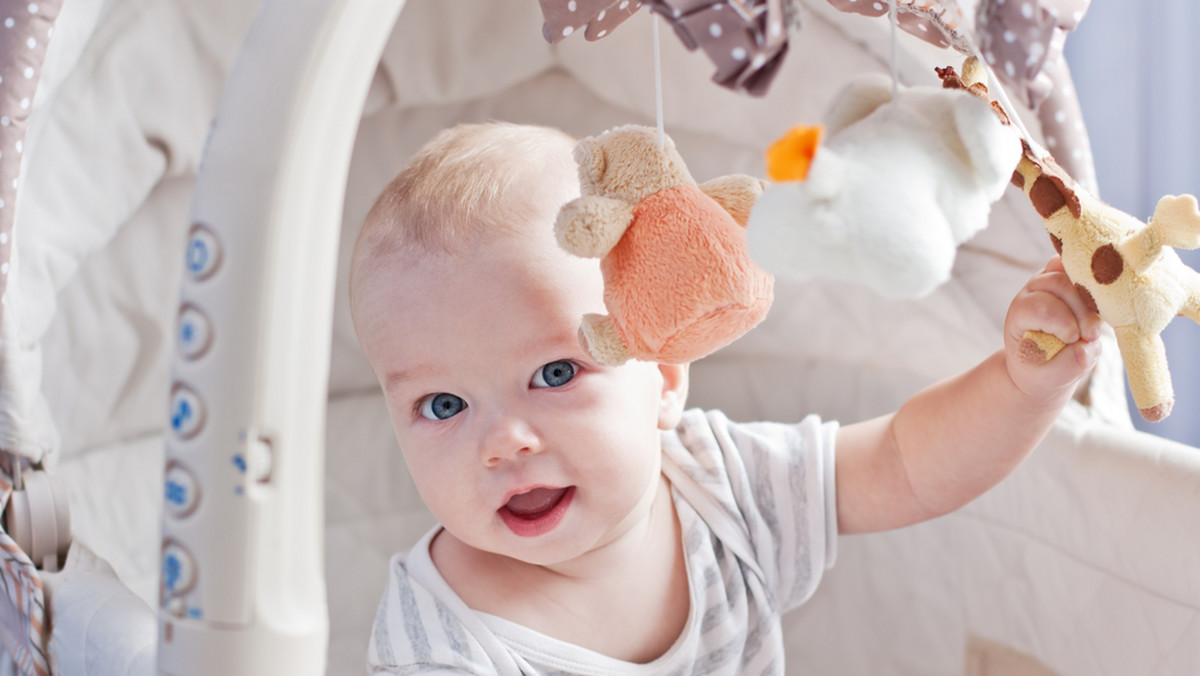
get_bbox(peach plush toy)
[554,125,774,365]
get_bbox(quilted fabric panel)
[778,405,1200,675]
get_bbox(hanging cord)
[956,33,1047,158]
[652,12,665,149]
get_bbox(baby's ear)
[657,363,690,430]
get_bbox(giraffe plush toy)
[1009,146,1200,421]
[939,63,1200,422]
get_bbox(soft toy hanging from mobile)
[554,125,774,365]
[1011,144,1200,422]
[746,65,1021,299]
[939,64,1200,422]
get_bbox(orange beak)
[765,124,823,182]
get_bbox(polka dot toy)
[825,0,1098,194]
[0,0,62,671]
[827,0,970,51]
[538,0,644,43]
[0,0,60,335]
[538,0,800,96]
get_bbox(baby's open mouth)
[502,487,571,521]
[498,486,575,537]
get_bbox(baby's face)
[355,224,681,567]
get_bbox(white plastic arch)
[161,0,406,673]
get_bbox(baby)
[350,122,1100,674]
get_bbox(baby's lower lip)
[498,487,575,537]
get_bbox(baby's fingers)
[1009,263,1102,348]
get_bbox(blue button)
[164,462,200,518]
[185,224,221,281]
[169,383,205,440]
[177,304,213,360]
[161,541,196,597]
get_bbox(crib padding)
[780,403,1200,675]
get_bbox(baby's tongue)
[504,487,568,520]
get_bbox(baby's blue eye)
[532,360,576,388]
[420,393,466,420]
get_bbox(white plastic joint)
[5,467,71,571]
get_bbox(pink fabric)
[0,0,62,329]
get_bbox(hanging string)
[652,12,665,149]
[888,0,899,100]
[957,34,1046,158]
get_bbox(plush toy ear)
[823,72,894,136]
[951,94,1021,192]
[574,137,606,192]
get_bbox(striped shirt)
[367,409,838,675]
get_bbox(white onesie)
[368,408,838,675]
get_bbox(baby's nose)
[480,414,542,468]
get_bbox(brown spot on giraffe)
[1037,157,1083,219]
[1091,244,1124,284]
[1011,170,1025,189]
[1076,283,1098,314]
[1030,175,1072,218]
[1049,233,1063,255]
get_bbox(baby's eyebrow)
[528,329,586,356]
[383,371,407,392]
[381,365,429,394]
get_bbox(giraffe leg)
[1113,325,1174,422]
[580,313,632,366]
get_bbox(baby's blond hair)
[349,122,578,319]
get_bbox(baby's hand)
[1004,256,1102,401]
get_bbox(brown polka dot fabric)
[822,0,1093,114]
[825,0,973,53]
[825,1,1096,191]
[539,0,800,96]
[0,0,60,334]
[1032,61,1096,193]
[538,0,643,43]
[0,5,62,672]
[976,0,1090,109]
[974,1,1097,190]
[658,0,795,96]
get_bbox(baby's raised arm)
[834,256,1101,534]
